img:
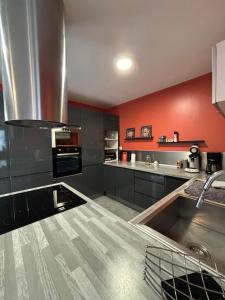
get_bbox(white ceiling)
[64,0,225,108]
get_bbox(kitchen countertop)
[104,160,205,180]
[0,181,224,299]
[0,183,166,300]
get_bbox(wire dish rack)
[144,246,225,300]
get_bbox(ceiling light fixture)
[116,57,133,71]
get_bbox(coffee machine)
[206,152,222,174]
[184,145,200,173]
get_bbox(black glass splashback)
[0,184,87,235]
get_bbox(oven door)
[53,151,82,178]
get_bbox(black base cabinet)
[82,164,103,198]
[54,165,103,199]
[103,165,116,198]
[164,176,187,195]
[104,165,188,212]
[0,178,11,195]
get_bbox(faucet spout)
[196,170,225,208]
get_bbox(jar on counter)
[145,154,152,166]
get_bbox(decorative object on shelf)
[159,135,166,142]
[126,128,135,139]
[173,131,179,142]
[141,125,152,138]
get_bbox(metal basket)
[144,246,225,300]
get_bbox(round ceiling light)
[116,57,133,71]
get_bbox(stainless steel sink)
[146,196,225,269]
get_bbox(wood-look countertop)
[0,183,165,300]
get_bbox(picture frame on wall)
[126,128,135,139]
[141,125,152,138]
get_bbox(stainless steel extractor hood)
[0,0,68,128]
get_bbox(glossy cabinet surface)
[8,126,52,176]
[10,172,53,193]
[104,165,116,198]
[68,106,82,126]
[82,164,103,198]
[0,177,11,195]
[80,109,104,166]
[104,165,188,211]
[115,167,134,203]
[0,124,9,179]
[164,176,187,195]
[54,173,84,193]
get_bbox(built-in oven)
[53,146,82,178]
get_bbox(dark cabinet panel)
[103,114,119,131]
[135,171,165,184]
[164,176,187,195]
[11,172,52,192]
[54,173,84,193]
[115,167,134,203]
[134,178,165,200]
[104,165,116,198]
[0,177,11,195]
[81,110,104,166]
[82,164,103,198]
[0,124,9,179]
[0,92,4,122]
[8,126,52,176]
[133,192,157,209]
[68,106,82,127]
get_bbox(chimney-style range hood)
[0,0,67,128]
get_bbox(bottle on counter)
[173,131,179,142]
[131,153,136,164]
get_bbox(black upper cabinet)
[0,124,9,179]
[103,113,119,131]
[8,126,52,176]
[68,106,82,127]
[80,109,104,166]
[0,92,4,123]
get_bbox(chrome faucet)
[196,170,225,208]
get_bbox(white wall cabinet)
[212,40,225,115]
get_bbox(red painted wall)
[108,74,225,152]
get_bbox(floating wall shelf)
[157,140,205,145]
[125,137,154,141]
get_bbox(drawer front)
[134,192,157,209]
[135,178,165,199]
[135,171,164,184]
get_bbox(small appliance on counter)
[184,145,200,173]
[206,152,222,174]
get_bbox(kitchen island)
[0,183,163,300]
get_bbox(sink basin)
[145,196,225,270]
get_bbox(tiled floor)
[94,195,139,221]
